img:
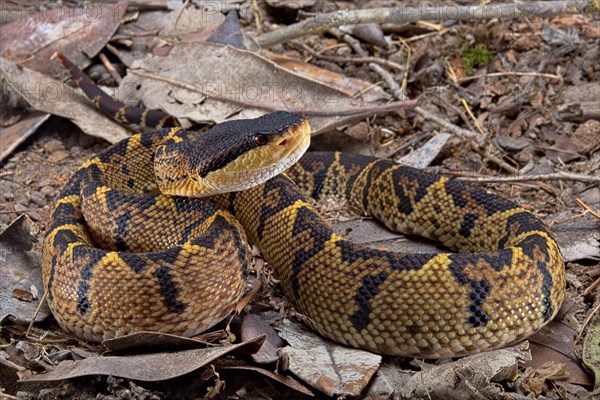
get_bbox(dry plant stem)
[127,69,416,116]
[583,277,600,296]
[98,53,122,85]
[469,141,519,174]
[578,301,600,340]
[341,33,407,101]
[458,71,561,83]
[173,0,191,32]
[302,45,406,71]
[416,106,486,145]
[26,291,47,339]
[455,171,600,184]
[576,198,600,219]
[256,1,593,47]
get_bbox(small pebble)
[40,186,55,198]
[47,150,70,163]
[45,139,64,153]
[28,192,46,207]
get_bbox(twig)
[302,45,406,71]
[26,291,47,339]
[576,198,600,219]
[98,53,122,85]
[256,1,593,47]
[458,71,561,83]
[128,69,416,116]
[173,0,191,33]
[577,301,600,342]
[415,106,486,145]
[454,171,600,183]
[583,277,600,297]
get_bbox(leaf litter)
[0,1,598,399]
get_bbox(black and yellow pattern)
[43,54,565,358]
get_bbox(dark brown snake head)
[154,111,311,197]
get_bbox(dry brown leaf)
[118,42,392,135]
[265,51,389,103]
[24,335,265,383]
[0,214,49,325]
[373,342,531,399]
[276,319,381,397]
[0,56,130,144]
[215,359,314,397]
[521,362,569,397]
[0,0,128,77]
[241,313,284,364]
[0,111,50,164]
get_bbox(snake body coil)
[43,53,565,358]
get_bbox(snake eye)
[254,134,268,146]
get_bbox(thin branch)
[458,71,561,83]
[302,45,406,71]
[414,105,486,145]
[256,1,593,47]
[454,170,600,183]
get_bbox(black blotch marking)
[185,214,249,278]
[53,229,80,254]
[391,167,439,215]
[498,212,550,250]
[58,169,85,197]
[98,139,128,162]
[361,161,392,210]
[469,186,518,216]
[72,247,104,316]
[290,206,328,298]
[49,202,85,231]
[338,242,437,331]
[295,153,333,199]
[459,213,479,238]
[519,234,555,320]
[77,282,90,315]
[448,251,513,328]
[444,179,468,208]
[154,266,185,312]
[121,164,130,175]
[119,252,147,273]
[256,176,301,241]
[349,272,388,331]
[127,178,134,189]
[80,164,104,198]
[143,109,175,129]
[467,279,491,327]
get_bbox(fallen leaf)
[276,319,381,397]
[0,214,49,325]
[241,313,284,364]
[0,56,130,144]
[521,362,569,397]
[374,342,531,399]
[118,42,400,135]
[24,335,265,383]
[0,111,50,163]
[265,51,389,103]
[0,0,128,77]
[215,359,314,397]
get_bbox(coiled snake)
[42,53,565,358]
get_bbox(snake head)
[155,111,311,197]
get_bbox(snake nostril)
[279,139,288,146]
